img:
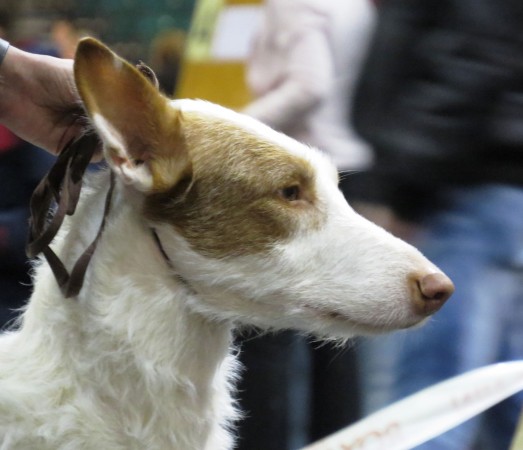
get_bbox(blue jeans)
[359,185,523,449]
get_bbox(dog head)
[74,38,453,338]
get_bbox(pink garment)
[0,125,20,153]
[243,0,376,170]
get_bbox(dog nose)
[412,272,454,315]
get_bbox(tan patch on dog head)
[145,112,325,258]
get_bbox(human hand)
[0,45,88,155]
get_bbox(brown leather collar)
[27,134,185,299]
[26,133,114,298]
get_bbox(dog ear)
[74,37,191,193]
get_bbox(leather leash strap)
[25,62,165,299]
[26,133,114,298]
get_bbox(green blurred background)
[0,0,196,62]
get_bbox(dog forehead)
[171,99,334,173]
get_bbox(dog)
[0,38,453,449]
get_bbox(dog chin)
[290,305,430,338]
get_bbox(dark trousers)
[235,331,361,450]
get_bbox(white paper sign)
[302,362,523,450]
[210,5,263,60]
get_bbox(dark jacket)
[353,0,523,219]
[0,127,54,327]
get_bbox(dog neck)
[19,171,237,448]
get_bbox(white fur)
[92,113,154,191]
[0,99,448,449]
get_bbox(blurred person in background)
[148,29,185,96]
[353,0,523,448]
[50,17,83,59]
[0,10,55,330]
[239,0,376,448]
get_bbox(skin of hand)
[0,46,87,155]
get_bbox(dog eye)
[278,185,301,202]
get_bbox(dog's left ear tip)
[75,37,110,60]
[78,36,103,47]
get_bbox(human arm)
[0,42,84,155]
[242,11,334,131]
